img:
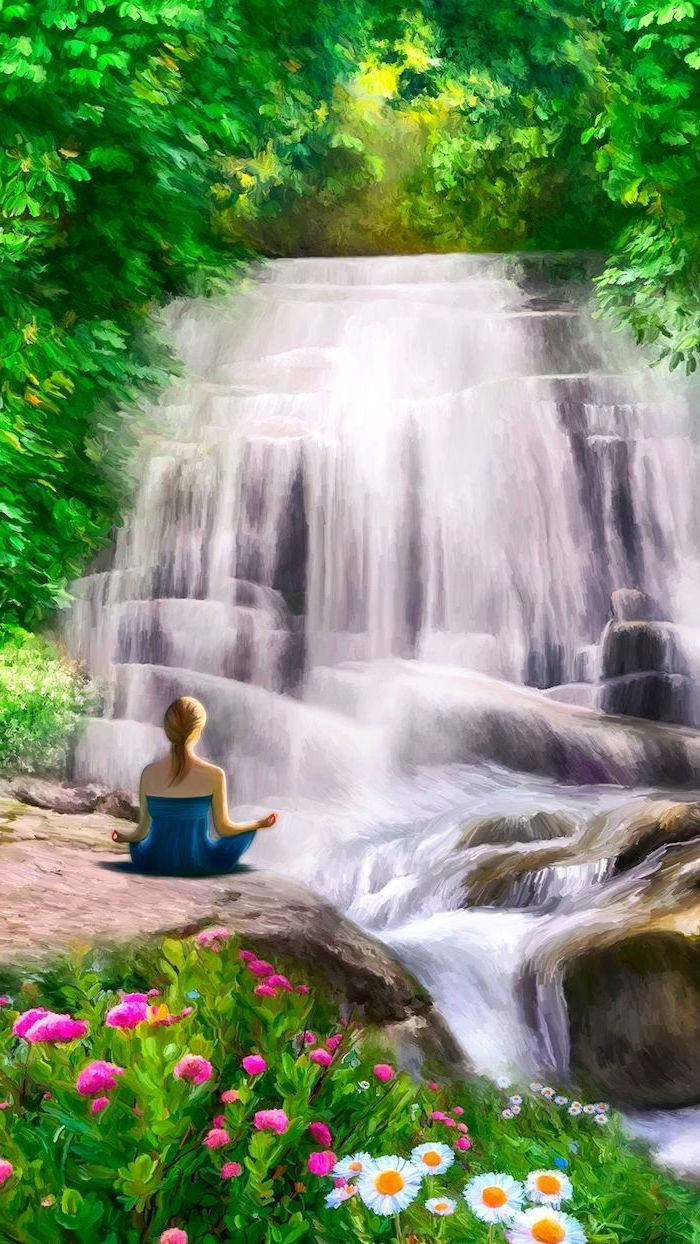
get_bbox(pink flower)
[220,1161,242,1179]
[160,1231,187,1244]
[254,1108,289,1134]
[180,1006,194,1018]
[452,1106,464,1115]
[173,1055,212,1085]
[241,1054,266,1075]
[309,1048,331,1068]
[458,1122,469,1134]
[309,1121,332,1147]
[197,926,231,951]
[0,1160,13,1186]
[334,1177,347,1188]
[373,1063,394,1083]
[303,1031,316,1044]
[220,1089,240,1104]
[12,1008,49,1038]
[428,1081,440,1090]
[254,984,277,998]
[430,1111,447,1121]
[105,1000,147,1029]
[203,1127,230,1149]
[77,1060,125,1096]
[295,984,309,995]
[308,1150,337,1176]
[443,1116,456,1127]
[325,1034,343,1051]
[247,959,274,977]
[456,1136,471,1151]
[0,997,11,1007]
[91,1097,109,1115]
[267,974,292,991]
[239,949,256,962]
[0,1103,11,1111]
[147,989,161,999]
[212,1114,225,1127]
[24,1013,88,1043]
[121,992,149,1004]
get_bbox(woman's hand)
[258,812,278,829]
[111,829,130,844]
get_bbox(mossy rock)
[565,932,700,1108]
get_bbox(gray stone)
[600,672,691,725]
[601,621,677,679]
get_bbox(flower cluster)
[499,1085,610,1128]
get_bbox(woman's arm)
[111,772,151,844]
[211,769,277,837]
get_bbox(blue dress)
[130,795,256,877]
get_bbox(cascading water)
[67,254,700,1175]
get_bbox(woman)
[112,696,277,876]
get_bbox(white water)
[67,255,700,1175]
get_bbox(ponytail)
[162,697,207,785]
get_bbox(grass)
[0,932,697,1243]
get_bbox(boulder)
[601,621,677,679]
[564,933,700,1109]
[600,672,691,725]
[459,810,574,850]
[613,801,700,874]
[8,777,138,822]
[610,588,658,622]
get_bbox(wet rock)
[610,588,658,622]
[601,621,679,679]
[460,810,574,850]
[613,801,700,874]
[564,933,700,1109]
[600,672,691,725]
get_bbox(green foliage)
[0,628,96,774]
[0,933,698,1243]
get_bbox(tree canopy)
[0,0,698,627]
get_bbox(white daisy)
[411,1142,455,1175]
[325,1185,358,1208]
[497,1075,511,1089]
[594,1113,609,1125]
[506,1206,587,1243]
[426,1196,456,1216]
[511,1105,522,1115]
[357,1155,423,1216]
[529,1082,543,1093]
[525,1170,573,1206]
[568,1102,582,1116]
[582,1104,596,1115]
[334,1152,375,1180]
[554,1096,568,1106]
[509,1094,523,1105]
[540,1087,555,1100]
[593,1102,609,1114]
[464,1173,524,1223]
[502,1108,515,1119]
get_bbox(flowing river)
[66,254,700,1176]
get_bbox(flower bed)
[0,932,697,1242]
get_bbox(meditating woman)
[112,696,277,875]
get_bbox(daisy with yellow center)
[506,1206,586,1244]
[333,1152,374,1181]
[426,1196,456,1216]
[464,1172,524,1223]
[525,1170,573,1206]
[411,1142,454,1175]
[357,1155,423,1216]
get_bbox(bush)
[0,933,697,1243]
[0,629,96,775]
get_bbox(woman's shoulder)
[195,759,226,781]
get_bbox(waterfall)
[66,254,700,1175]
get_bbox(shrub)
[0,933,697,1243]
[0,628,96,775]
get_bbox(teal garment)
[130,794,255,877]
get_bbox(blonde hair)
[163,696,207,784]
